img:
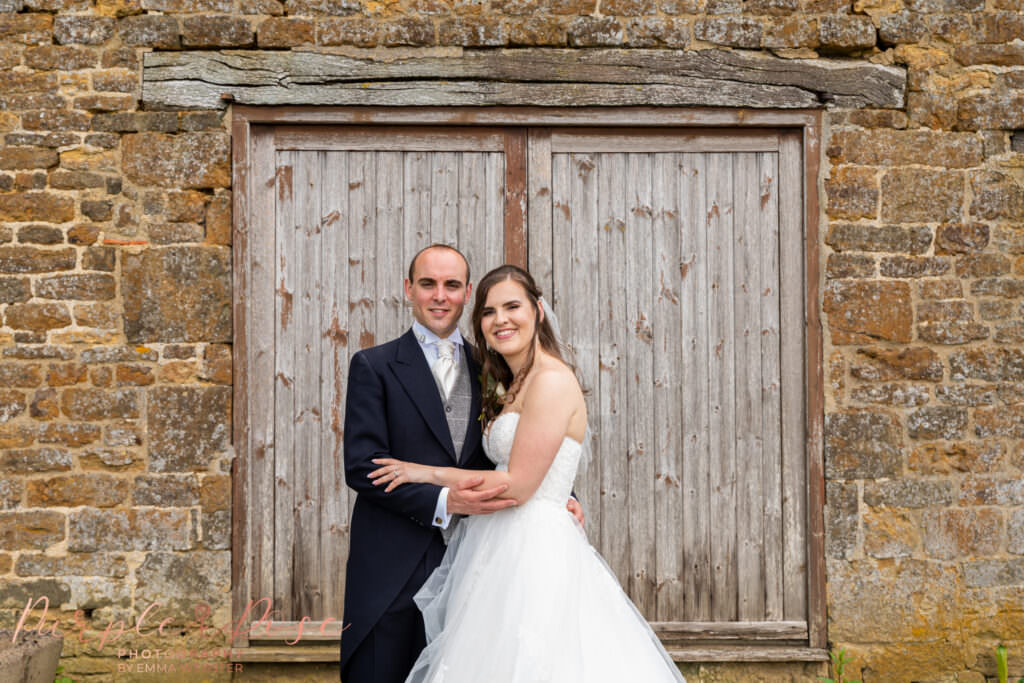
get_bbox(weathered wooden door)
[236,115,821,659]
[527,128,816,654]
[236,125,515,645]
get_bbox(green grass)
[818,648,861,683]
[996,644,1024,683]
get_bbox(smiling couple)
[340,245,685,683]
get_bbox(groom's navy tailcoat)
[340,329,493,676]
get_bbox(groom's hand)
[447,476,517,515]
[567,498,584,528]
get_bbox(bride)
[369,265,685,683]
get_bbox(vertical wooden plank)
[680,152,710,622]
[734,152,766,621]
[273,149,296,619]
[758,150,784,623]
[549,150,570,342]
[350,152,377,352]
[378,152,406,345]
[484,151,506,270]
[568,151,601,548]
[707,152,737,622]
[457,152,485,334]
[598,152,630,588]
[625,152,657,618]
[803,117,827,648]
[319,150,349,623]
[346,149,376,552]
[527,129,553,298]
[251,129,277,628]
[652,152,683,621]
[231,114,251,647]
[293,150,323,619]
[405,150,432,271]
[431,151,459,247]
[779,131,808,623]
[554,148,599,526]
[430,150,461,335]
[231,116,250,645]
[504,129,527,267]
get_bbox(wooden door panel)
[238,121,814,655]
[244,128,510,635]
[530,129,806,633]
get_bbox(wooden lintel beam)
[143,48,905,111]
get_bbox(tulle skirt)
[407,498,686,683]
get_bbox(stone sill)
[228,645,829,664]
[231,645,340,663]
[669,646,829,662]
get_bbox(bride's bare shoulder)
[528,357,583,398]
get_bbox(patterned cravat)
[434,340,456,400]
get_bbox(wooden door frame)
[230,106,825,662]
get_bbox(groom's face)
[404,247,472,339]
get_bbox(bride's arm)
[370,369,577,503]
[369,460,511,493]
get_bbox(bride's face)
[480,278,540,362]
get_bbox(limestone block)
[824,280,913,344]
[0,195,75,224]
[0,511,65,550]
[181,15,254,48]
[117,14,179,48]
[881,168,963,223]
[26,474,130,508]
[257,16,315,46]
[123,132,228,188]
[851,346,943,381]
[122,246,231,343]
[825,480,859,558]
[4,303,72,332]
[864,479,955,507]
[132,473,199,506]
[54,15,116,44]
[880,256,950,278]
[923,508,1002,559]
[68,507,193,551]
[850,382,931,407]
[134,551,230,616]
[826,166,878,220]
[863,507,920,558]
[0,447,72,474]
[694,16,761,48]
[825,410,904,479]
[827,253,876,279]
[60,388,139,421]
[147,385,230,472]
[936,223,990,255]
[35,275,116,301]
[826,223,932,254]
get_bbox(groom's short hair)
[407,243,471,283]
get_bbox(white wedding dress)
[407,412,686,683]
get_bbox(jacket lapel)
[460,343,484,465]
[388,329,457,460]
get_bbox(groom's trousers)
[342,537,446,683]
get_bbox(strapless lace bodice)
[484,412,582,506]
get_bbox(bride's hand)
[369,458,431,492]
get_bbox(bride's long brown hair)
[471,265,566,426]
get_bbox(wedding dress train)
[407,412,686,683]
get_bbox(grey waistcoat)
[434,348,473,462]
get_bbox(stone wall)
[0,0,1021,681]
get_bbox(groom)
[341,244,558,683]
